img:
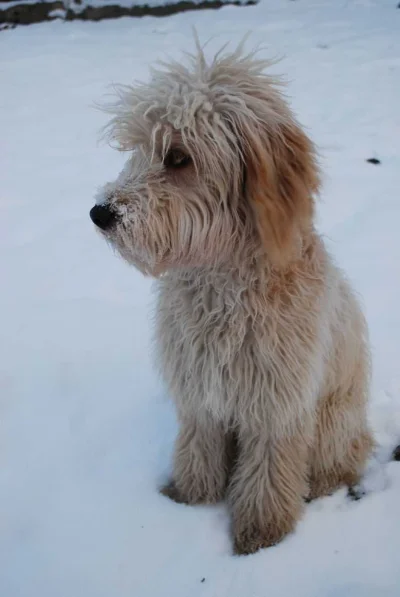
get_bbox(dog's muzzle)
[90,204,115,231]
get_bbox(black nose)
[90,204,115,231]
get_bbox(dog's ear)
[243,118,320,267]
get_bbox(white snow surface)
[1,2,400,596]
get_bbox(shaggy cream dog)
[90,42,373,555]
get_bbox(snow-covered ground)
[1,1,400,596]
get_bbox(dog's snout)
[90,204,115,231]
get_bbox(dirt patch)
[0,0,256,28]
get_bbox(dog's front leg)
[161,413,231,505]
[229,425,309,555]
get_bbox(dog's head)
[91,43,320,276]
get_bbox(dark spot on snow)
[392,445,400,461]
[317,43,329,49]
[347,486,365,501]
[366,158,381,165]
[201,578,206,583]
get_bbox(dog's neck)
[162,230,320,295]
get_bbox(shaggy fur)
[92,41,373,555]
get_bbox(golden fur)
[92,42,373,555]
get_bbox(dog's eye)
[163,149,191,169]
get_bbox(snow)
[1,1,400,596]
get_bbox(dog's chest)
[156,274,267,422]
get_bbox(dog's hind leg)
[161,413,231,505]
[308,368,374,501]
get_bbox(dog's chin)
[107,239,167,278]
[105,228,217,277]
[130,260,168,278]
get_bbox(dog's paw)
[160,479,225,505]
[233,521,290,555]
[160,481,190,504]
[307,470,359,502]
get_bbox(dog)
[90,42,373,555]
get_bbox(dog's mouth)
[89,200,175,277]
[95,219,164,276]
